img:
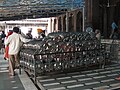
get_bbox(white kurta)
[5,32,31,55]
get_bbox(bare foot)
[116,77,120,80]
[9,72,15,76]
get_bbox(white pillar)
[50,18,52,33]
[82,7,85,32]
[56,17,58,32]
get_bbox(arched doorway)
[58,17,62,32]
[63,15,66,32]
[115,2,120,27]
[69,13,74,32]
[76,11,82,32]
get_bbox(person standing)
[5,27,31,76]
[110,21,118,39]
[111,28,120,40]
[95,29,101,40]
[1,31,6,53]
[4,30,13,60]
[41,30,46,38]
[26,28,33,39]
[1,31,6,44]
[112,21,118,30]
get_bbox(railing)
[20,47,105,83]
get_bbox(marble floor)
[37,64,120,90]
[0,54,37,90]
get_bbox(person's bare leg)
[116,76,120,80]
[8,60,14,75]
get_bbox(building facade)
[53,0,120,38]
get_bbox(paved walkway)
[37,64,120,90]
[0,54,38,90]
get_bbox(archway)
[76,11,82,32]
[69,13,74,32]
[58,17,62,32]
[115,2,120,28]
[63,15,66,32]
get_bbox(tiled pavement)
[0,72,25,90]
[1,53,120,90]
[0,54,37,90]
[37,64,120,90]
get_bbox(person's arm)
[21,32,26,38]
[19,34,31,43]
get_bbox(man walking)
[5,27,31,76]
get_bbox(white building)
[0,17,56,38]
